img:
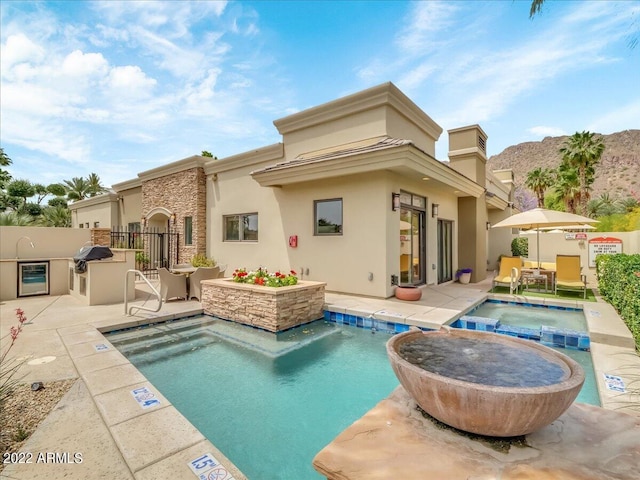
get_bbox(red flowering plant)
[1,309,29,405]
[232,267,298,287]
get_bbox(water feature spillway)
[387,328,585,437]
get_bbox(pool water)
[471,300,587,332]
[107,315,600,479]
[560,348,599,406]
[107,317,398,480]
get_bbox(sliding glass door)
[437,219,453,283]
[399,192,426,285]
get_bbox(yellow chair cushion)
[557,280,585,287]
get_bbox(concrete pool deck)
[1,277,638,479]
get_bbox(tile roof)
[252,136,412,174]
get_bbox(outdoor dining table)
[169,266,197,297]
[521,268,555,293]
[170,266,197,275]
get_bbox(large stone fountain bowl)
[386,328,585,437]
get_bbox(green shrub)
[135,252,150,267]
[597,253,640,350]
[511,237,528,257]
[190,254,216,267]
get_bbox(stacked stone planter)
[201,278,326,332]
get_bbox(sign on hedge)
[588,236,623,268]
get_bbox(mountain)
[487,129,640,201]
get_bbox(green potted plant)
[456,268,473,284]
[190,254,216,267]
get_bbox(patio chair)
[158,267,188,301]
[492,256,522,294]
[216,264,227,278]
[555,255,587,299]
[172,263,191,269]
[189,266,220,301]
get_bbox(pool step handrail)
[125,269,162,316]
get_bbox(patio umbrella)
[523,224,597,232]
[491,208,598,270]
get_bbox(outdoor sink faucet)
[16,236,35,259]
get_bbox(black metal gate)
[111,226,179,278]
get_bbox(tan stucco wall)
[118,187,142,227]
[457,197,489,282]
[276,83,441,161]
[71,198,118,229]
[0,226,91,301]
[488,207,517,271]
[281,106,389,160]
[0,226,90,260]
[68,250,135,305]
[208,164,461,297]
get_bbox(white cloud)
[3,111,91,164]
[528,126,569,138]
[61,50,109,78]
[396,2,459,54]
[0,33,45,71]
[587,100,640,134]
[106,65,156,92]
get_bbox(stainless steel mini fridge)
[18,261,49,297]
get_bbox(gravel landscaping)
[0,379,76,472]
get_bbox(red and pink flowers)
[232,267,298,287]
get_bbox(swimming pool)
[469,299,587,332]
[107,316,398,480]
[107,313,600,479]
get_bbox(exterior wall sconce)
[170,213,177,225]
[140,217,146,228]
[431,203,439,218]
[486,222,491,230]
[392,193,401,211]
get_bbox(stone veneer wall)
[90,227,112,247]
[142,167,207,264]
[201,279,326,332]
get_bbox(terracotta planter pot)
[395,286,422,301]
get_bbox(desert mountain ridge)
[486,129,640,200]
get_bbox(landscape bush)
[596,253,640,350]
[511,237,529,257]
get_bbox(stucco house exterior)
[69,82,515,298]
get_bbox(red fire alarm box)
[288,235,298,248]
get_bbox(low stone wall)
[201,279,326,332]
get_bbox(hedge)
[511,237,528,258]
[596,253,640,351]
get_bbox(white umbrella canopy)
[521,224,596,233]
[491,208,599,270]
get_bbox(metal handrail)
[125,269,162,316]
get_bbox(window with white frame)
[223,213,258,241]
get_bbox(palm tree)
[86,173,106,197]
[620,196,640,213]
[0,147,11,189]
[63,177,91,201]
[593,193,621,217]
[38,206,71,227]
[559,131,605,216]
[0,211,33,226]
[525,167,555,207]
[553,164,581,213]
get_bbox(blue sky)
[1,0,638,189]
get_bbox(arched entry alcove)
[141,207,179,270]
[144,206,173,233]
